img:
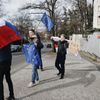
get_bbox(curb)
[79,51,100,69]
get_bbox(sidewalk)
[80,51,100,69]
[4,52,100,100]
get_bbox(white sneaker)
[27,82,36,88]
[36,80,39,84]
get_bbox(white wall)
[80,32,100,57]
[93,0,100,29]
[69,33,100,57]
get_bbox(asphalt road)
[11,53,28,74]
[5,52,100,100]
[11,47,52,74]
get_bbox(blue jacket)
[0,45,12,62]
[23,43,42,67]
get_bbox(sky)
[3,0,71,24]
[3,0,92,31]
[5,0,44,15]
[4,0,92,17]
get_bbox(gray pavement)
[11,54,27,74]
[4,52,100,100]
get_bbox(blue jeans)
[32,64,39,83]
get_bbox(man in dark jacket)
[0,45,15,100]
[55,34,68,79]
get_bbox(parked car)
[46,44,52,48]
[11,45,22,52]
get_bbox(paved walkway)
[4,52,100,100]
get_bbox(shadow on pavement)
[96,65,100,71]
[18,69,96,100]
[66,62,84,66]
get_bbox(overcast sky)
[3,0,92,30]
[5,0,45,15]
[4,0,92,17]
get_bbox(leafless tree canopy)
[15,12,33,38]
[21,0,62,36]
[0,0,3,17]
[20,0,93,36]
[58,0,93,36]
[0,0,9,17]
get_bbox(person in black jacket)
[29,29,44,71]
[36,35,44,71]
[55,34,68,79]
[0,45,15,100]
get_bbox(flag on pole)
[41,13,54,31]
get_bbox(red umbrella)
[0,19,22,48]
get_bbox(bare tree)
[0,0,10,17]
[59,0,93,37]
[21,0,60,36]
[0,0,4,17]
[70,0,93,34]
[15,12,33,39]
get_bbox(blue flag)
[41,13,54,31]
[22,44,30,63]
[22,43,42,66]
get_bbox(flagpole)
[35,20,41,30]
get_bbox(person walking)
[23,34,42,88]
[36,34,44,71]
[55,34,68,79]
[0,44,15,100]
[29,29,44,71]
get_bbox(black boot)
[6,96,15,100]
[57,72,61,76]
[60,74,64,79]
